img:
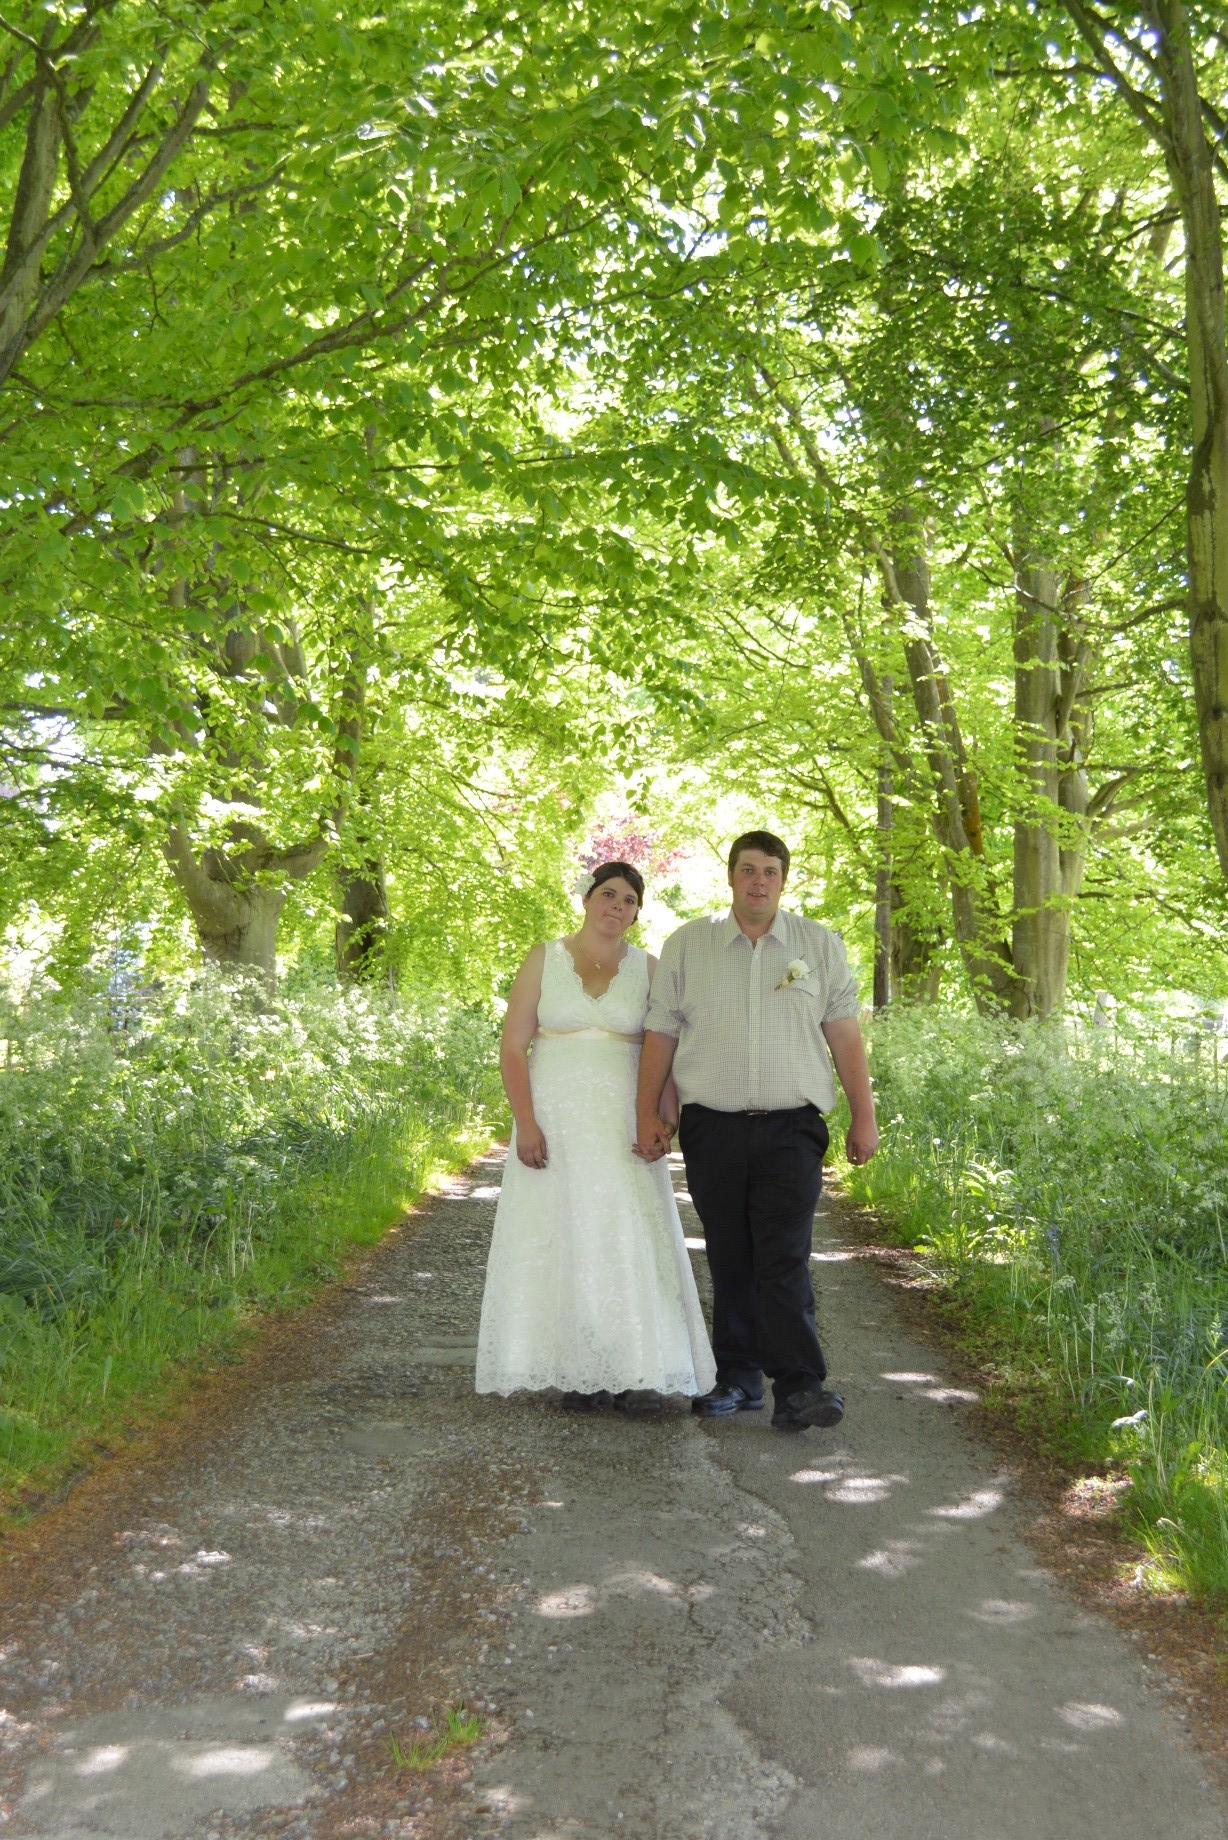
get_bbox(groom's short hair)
[728,831,790,879]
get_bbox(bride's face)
[584,876,640,936]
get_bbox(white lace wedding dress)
[475,941,716,1397]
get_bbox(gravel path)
[1,1148,1225,1840]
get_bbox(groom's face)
[728,849,786,922]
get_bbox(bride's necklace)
[574,932,625,974]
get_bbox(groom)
[635,831,878,1431]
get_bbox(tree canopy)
[2,0,1225,1007]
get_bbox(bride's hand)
[516,1123,548,1169]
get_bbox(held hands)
[844,1118,879,1166]
[516,1121,548,1169]
[633,1114,674,1163]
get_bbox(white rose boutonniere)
[776,958,810,991]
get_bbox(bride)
[475,861,716,1413]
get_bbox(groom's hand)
[634,1114,673,1162]
[844,1118,879,1165]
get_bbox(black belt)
[683,1100,819,1116]
[742,1102,818,1116]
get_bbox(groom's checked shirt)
[643,908,860,1114]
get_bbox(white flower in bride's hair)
[572,870,596,902]
[776,958,810,991]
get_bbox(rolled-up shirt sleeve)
[820,933,861,1023]
[644,933,685,1038]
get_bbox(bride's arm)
[500,944,548,1168]
[646,953,680,1129]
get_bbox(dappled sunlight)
[790,1463,910,1505]
[479,1784,525,1816]
[826,1473,909,1505]
[971,1731,1020,1755]
[186,1550,230,1567]
[1059,1702,1124,1731]
[683,1236,705,1250]
[882,1369,980,1404]
[847,1745,902,1771]
[967,1599,1038,1626]
[534,1562,715,1623]
[857,1541,925,1578]
[926,1486,1004,1521]
[174,1745,274,1779]
[535,1585,597,1619]
[283,1701,337,1722]
[471,1185,502,1200]
[1059,1474,1131,1521]
[849,1657,947,1689]
[74,1746,128,1777]
[811,1248,856,1261]
[611,1567,695,1597]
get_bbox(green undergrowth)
[388,1704,482,1772]
[0,972,504,1514]
[841,1004,1228,1605]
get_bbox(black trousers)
[678,1101,829,1408]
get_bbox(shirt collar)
[721,906,789,945]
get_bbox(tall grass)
[0,972,503,1508]
[843,1005,1228,1602]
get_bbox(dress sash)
[535,1025,643,1044]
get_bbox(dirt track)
[1,1149,1224,1839]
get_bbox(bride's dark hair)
[586,859,645,912]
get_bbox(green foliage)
[388,1704,482,1771]
[1,0,1224,998]
[0,972,503,1507]
[845,1005,1228,1599]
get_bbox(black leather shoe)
[691,1384,765,1417]
[561,1390,601,1412]
[771,1386,845,1431]
[612,1389,664,1416]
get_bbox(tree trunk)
[873,675,894,1009]
[1010,541,1096,1021]
[888,512,1019,1010]
[1011,557,1065,1018]
[1055,606,1094,959]
[336,860,392,984]
[1152,1,1228,881]
[162,823,327,988]
[1067,0,1228,878]
[891,897,943,1003]
[0,70,59,360]
[755,369,1007,1006]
